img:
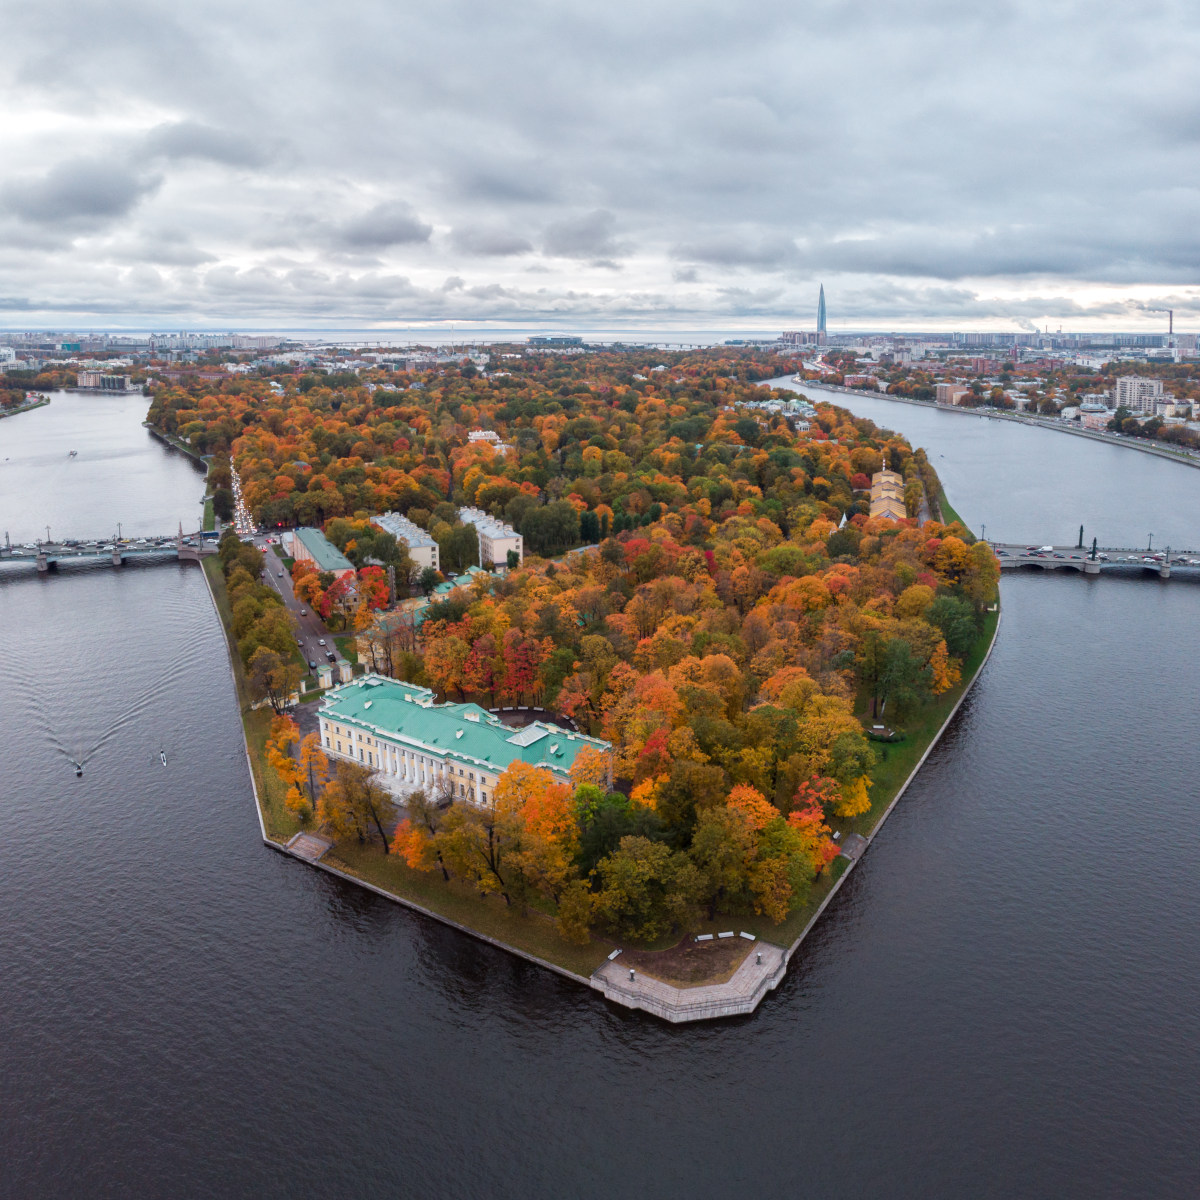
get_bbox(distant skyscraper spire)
[817,284,827,343]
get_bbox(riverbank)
[201,508,1002,1020]
[143,421,210,467]
[785,379,1200,470]
[0,396,50,420]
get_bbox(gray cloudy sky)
[1,0,1196,331]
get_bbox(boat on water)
[159,749,167,767]
[69,450,77,457]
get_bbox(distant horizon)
[0,320,1186,342]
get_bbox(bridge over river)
[992,542,1200,579]
[0,527,218,574]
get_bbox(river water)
[2,386,1198,1198]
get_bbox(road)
[256,539,342,670]
[990,541,1200,575]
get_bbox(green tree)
[859,633,929,719]
[592,836,702,941]
[211,487,234,523]
[926,594,978,657]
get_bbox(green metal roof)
[319,674,611,778]
[295,527,355,573]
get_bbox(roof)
[294,527,355,573]
[319,674,611,777]
[432,566,488,596]
[374,511,438,550]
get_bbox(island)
[153,345,1000,1022]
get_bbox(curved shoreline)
[200,503,1002,1023]
[780,609,1001,969]
[774,379,1200,471]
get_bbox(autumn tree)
[248,646,302,714]
[318,759,397,852]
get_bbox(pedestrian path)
[591,940,787,1023]
[285,831,333,862]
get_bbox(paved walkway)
[286,832,333,862]
[839,833,868,862]
[591,940,787,1023]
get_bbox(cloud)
[110,230,218,267]
[4,0,1200,327]
[1,158,159,228]
[143,121,276,168]
[449,226,534,256]
[543,210,627,260]
[672,235,798,269]
[335,202,433,250]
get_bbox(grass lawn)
[203,558,304,842]
[327,839,612,977]
[334,635,359,664]
[939,490,968,530]
[202,497,215,532]
[844,605,998,838]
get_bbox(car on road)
[299,608,307,615]
[318,638,326,646]
[326,651,336,661]
[278,569,284,577]
[308,660,316,670]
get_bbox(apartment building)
[458,506,523,567]
[373,511,440,572]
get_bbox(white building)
[373,511,440,572]
[318,675,612,803]
[1114,376,1164,413]
[458,506,523,568]
[467,428,514,454]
